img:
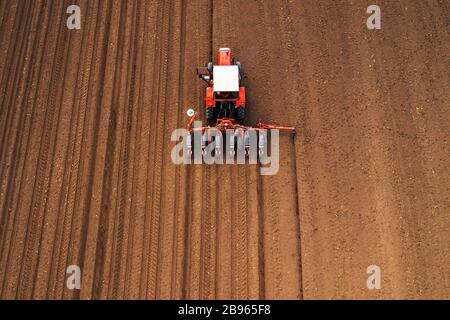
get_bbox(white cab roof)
[213,66,239,92]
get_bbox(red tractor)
[186,48,294,157]
[197,48,246,125]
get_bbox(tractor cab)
[197,48,246,125]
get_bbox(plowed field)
[0,0,448,299]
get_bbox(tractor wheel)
[236,107,245,123]
[236,61,242,76]
[206,108,215,125]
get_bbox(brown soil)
[0,0,448,299]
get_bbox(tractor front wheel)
[236,61,242,77]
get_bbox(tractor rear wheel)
[206,108,215,125]
[236,107,245,123]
